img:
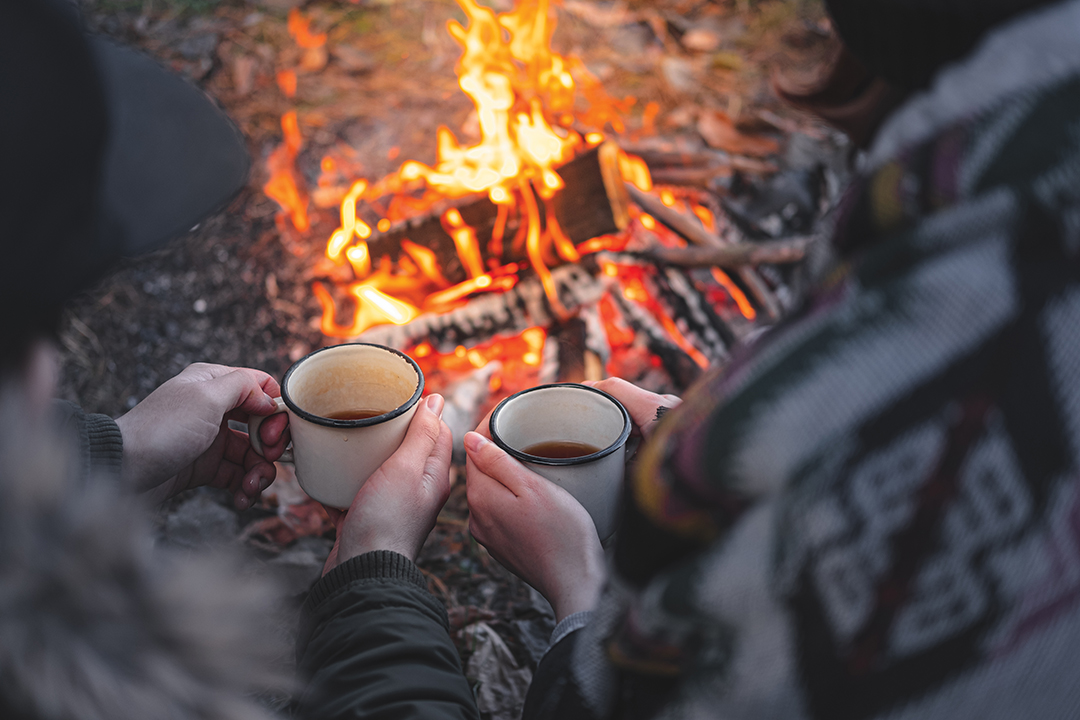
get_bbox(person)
[0,2,477,718]
[464,1,1080,719]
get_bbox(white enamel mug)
[489,383,631,540]
[249,343,424,509]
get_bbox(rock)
[178,33,219,61]
[162,490,239,550]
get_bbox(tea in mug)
[522,440,601,459]
[324,409,386,421]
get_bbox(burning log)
[543,317,606,383]
[361,143,630,284]
[624,182,783,321]
[358,263,604,353]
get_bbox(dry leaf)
[697,110,780,157]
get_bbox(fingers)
[583,377,681,430]
[463,431,540,497]
[255,413,290,460]
[382,394,447,478]
[425,420,454,500]
[201,367,280,416]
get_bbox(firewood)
[357,263,604,352]
[361,143,629,284]
[547,317,589,383]
[644,236,814,268]
[624,182,783,321]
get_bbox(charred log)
[361,143,629,284]
[357,263,604,352]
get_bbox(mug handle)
[248,396,294,463]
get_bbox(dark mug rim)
[489,383,632,466]
[281,342,425,429]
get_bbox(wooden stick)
[645,236,813,268]
[624,182,783,320]
[625,182,724,248]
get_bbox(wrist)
[114,413,145,489]
[548,560,605,622]
[338,533,421,566]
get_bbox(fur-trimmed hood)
[0,387,291,720]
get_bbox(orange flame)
[276,69,297,98]
[289,0,654,339]
[397,0,576,203]
[263,111,309,232]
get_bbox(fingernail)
[426,394,445,417]
[464,431,488,454]
[235,493,249,510]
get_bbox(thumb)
[205,369,279,416]
[463,432,537,496]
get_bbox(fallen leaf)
[462,622,532,720]
[697,110,780,157]
[681,26,721,53]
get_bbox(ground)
[62,0,835,716]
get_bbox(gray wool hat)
[0,0,249,347]
[824,0,1062,89]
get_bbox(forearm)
[296,551,478,720]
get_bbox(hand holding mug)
[247,343,425,509]
[582,377,681,440]
[115,363,290,509]
[322,394,453,572]
[465,419,605,622]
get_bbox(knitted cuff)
[548,611,593,651]
[83,412,124,478]
[304,550,427,611]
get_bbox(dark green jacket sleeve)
[296,550,479,720]
[52,399,124,481]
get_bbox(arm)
[296,394,478,720]
[296,551,477,720]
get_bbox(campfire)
[262,0,806,398]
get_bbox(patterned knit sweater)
[526,2,1080,719]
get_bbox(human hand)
[583,377,681,440]
[464,415,605,622]
[115,363,290,509]
[322,394,453,573]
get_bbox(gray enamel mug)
[489,383,631,540]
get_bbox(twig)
[625,182,783,320]
[644,236,813,268]
[625,182,724,248]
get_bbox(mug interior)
[284,344,421,425]
[492,384,629,462]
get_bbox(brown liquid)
[522,440,601,459]
[324,409,386,421]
